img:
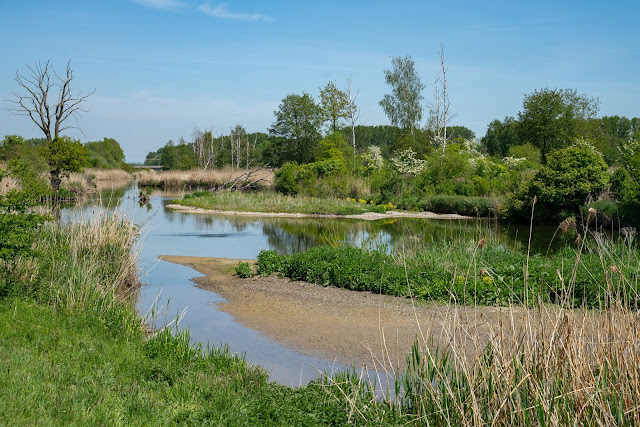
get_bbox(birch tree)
[346,76,360,166]
[379,56,424,136]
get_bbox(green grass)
[175,190,392,215]
[0,299,383,425]
[0,210,399,425]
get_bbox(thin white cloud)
[199,3,272,22]
[133,0,186,11]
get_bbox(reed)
[136,167,274,189]
[31,208,141,330]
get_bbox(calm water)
[63,183,563,386]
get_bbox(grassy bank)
[173,190,397,215]
[0,212,393,425]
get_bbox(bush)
[274,162,299,195]
[505,143,609,223]
[234,262,254,278]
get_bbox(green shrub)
[505,143,609,223]
[234,262,254,278]
[274,162,299,195]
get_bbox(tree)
[8,60,94,190]
[518,88,599,162]
[85,138,125,168]
[268,93,324,165]
[45,136,90,190]
[345,76,360,167]
[428,44,456,155]
[319,81,350,134]
[481,117,520,157]
[379,56,425,135]
[8,60,94,142]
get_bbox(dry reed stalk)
[136,167,274,188]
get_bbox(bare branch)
[6,59,93,141]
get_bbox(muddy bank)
[165,204,473,221]
[160,255,527,369]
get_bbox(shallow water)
[62,183,563,386]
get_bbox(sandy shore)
[165,204,474,221]
[160,255,523,370]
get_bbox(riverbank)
[166,203,472,220]
[0,211,389,424]
[161,255,531,369]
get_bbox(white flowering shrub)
[390,148,426,175]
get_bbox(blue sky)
[1,0,638,162]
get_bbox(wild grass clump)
[136,167,274,189]
[1,208,142,331]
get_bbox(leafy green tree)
[518,88,599,162]
[481,117,520,157]
[379,56,425,135]
[44,136,90,191]
[268,93,324,166]
[447,126,476,142]
[0,135,49,174]
[85,137,125,168]
[319,81,350,133]
[159,139,197,170]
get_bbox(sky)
[1,0,639,163]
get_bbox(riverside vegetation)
[247,211,640,425]
[0,165,399,425]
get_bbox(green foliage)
[257,235,640,309]
[268,92,324,166]
[319,81,350,133]
[0,163,49,289]
[274,162,299,195]
[45,136,90,190]
[85,137,126,168]
[379,55,425,134]
[158,139,198,170]
[234,261,254,278]
[341,124,404,153]
[518,88,599,162]
[505,143,609,223]
[507,143,541,166]
[0,135,49,174]
[481,116,520,157]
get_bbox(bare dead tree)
[345,76,360,168]
[428,44,456,157]
[439,44,455,156]
[8,60,94,141]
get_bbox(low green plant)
[234,261,254,278]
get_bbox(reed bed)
[29,209,141,329]
[136,167,274,189]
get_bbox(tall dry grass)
[322,217,640,425]
[63,168,132,193]
[135,167,274,189]
[32,209,141,329]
